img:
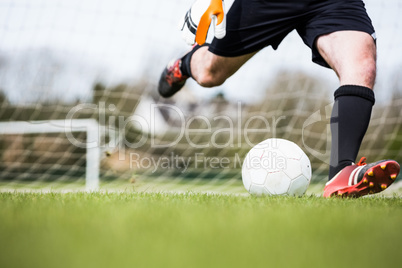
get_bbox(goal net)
[0,0,401,194]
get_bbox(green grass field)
[1,192,402,268]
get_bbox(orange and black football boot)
[158,59,188,98]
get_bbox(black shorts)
[208,0,376,68]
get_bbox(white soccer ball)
[242,138,312,196]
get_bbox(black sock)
[180,44,209,78]
[328,85,375,180]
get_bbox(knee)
[339,55,377,89]
[365,59,377,83]
[358,57,377,88]
[193,58,228,87]
[318,31,378,89]
[196,67,227,88]
[352,37,377,88]
[190,47,235,87]
[196,71,226,87]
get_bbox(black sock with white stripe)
[329,85,375,180]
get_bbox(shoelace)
[167,61,187,82]
[357,157,367,166]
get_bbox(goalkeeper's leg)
[317,30,400,197]
[189,46,256,87]
[158,45,256,98]
[317,30,377,179]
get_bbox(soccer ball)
[242,138,312,196]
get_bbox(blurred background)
[0,0,401,193]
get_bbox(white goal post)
[0,119,100,191]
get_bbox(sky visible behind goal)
[0,0,401,104]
